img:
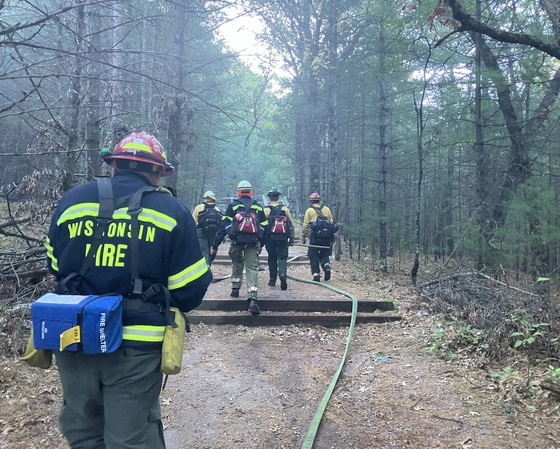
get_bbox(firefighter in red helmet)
[45,131,212,449]
[302,192,337,282]
[102,131,174,175]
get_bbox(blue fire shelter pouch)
[31,292,123,353]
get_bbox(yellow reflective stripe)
[122,142,152,153]
[113,208,176,231]
[57,203,98,226]
[56,202,176,232]
[168,257,208,290]
[45,237,58,271]
[48,254,58,271]
[138,208,176,231]
[113,209,130,220]
[261,220,268,226]
[122,325,165,342]
[223,215,233,222]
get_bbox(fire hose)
[287,265,358,449]
[212,255,357,449]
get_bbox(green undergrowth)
[426,312,560,408]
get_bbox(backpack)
[198,204,221,236]
[267,205,291,241]
[227,201,263,245]
[311,206,337,243]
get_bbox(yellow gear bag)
[161,307,187,375]
[20,329,53,369]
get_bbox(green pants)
[56,347,165,449]
[308,243,332,276]
[198,230,216,266]
[265,240,289,281]
[229,243,261,299]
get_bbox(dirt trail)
[1,257,559,449]
[162,262,559,449]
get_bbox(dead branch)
[417,271,539,297]
[0,230,44,244]
[4,187,40,248]
[417,270,559,361]
[0,217,31,230]
[0,268,49,280]
[1,257,47,273]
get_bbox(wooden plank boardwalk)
[193,251,402,326]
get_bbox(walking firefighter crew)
[210,180,267,315]
[45,131,213,449]
[302,192,337,282]
[264,188,295,290]
[192,190,222,266]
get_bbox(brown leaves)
[427,0,460,31]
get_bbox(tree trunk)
[327,0,340,260]
[378,22,388,273]
[166,2,188,190]
[473,6,492,270]
[110,2,124,131]
[63,1,85,192]
[411,39,430,285]
[85,6,101,179]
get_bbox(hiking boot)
[230,288,240,298]
[313,275,320,282]
[268,279,276,287]
[324,265,331,281]
[248,299,260,315]
[280,275,288,290]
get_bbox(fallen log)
[541,378,560,399]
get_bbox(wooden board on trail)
[202,249,401,326]
[187,312,401,326]
[198,298,395,312]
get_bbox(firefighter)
[45,131,212,449]
[192,190,222,266]
[211,180,267,315]
[264,188,295,290]
[302,192,336,282]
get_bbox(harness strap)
[96,177,114,226]
[127,185,158,296]
[58,177,114,293]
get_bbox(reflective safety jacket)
[213,197,268,247]
[46,171,213,350]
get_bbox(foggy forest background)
[2,0,560,288]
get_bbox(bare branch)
[445,0,560,60]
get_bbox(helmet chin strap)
[145,172,162,186]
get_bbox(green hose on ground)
[287,273,358,449]
[211,274,231,283]
[214,253,357,448]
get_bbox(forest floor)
[1,251,560,449]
